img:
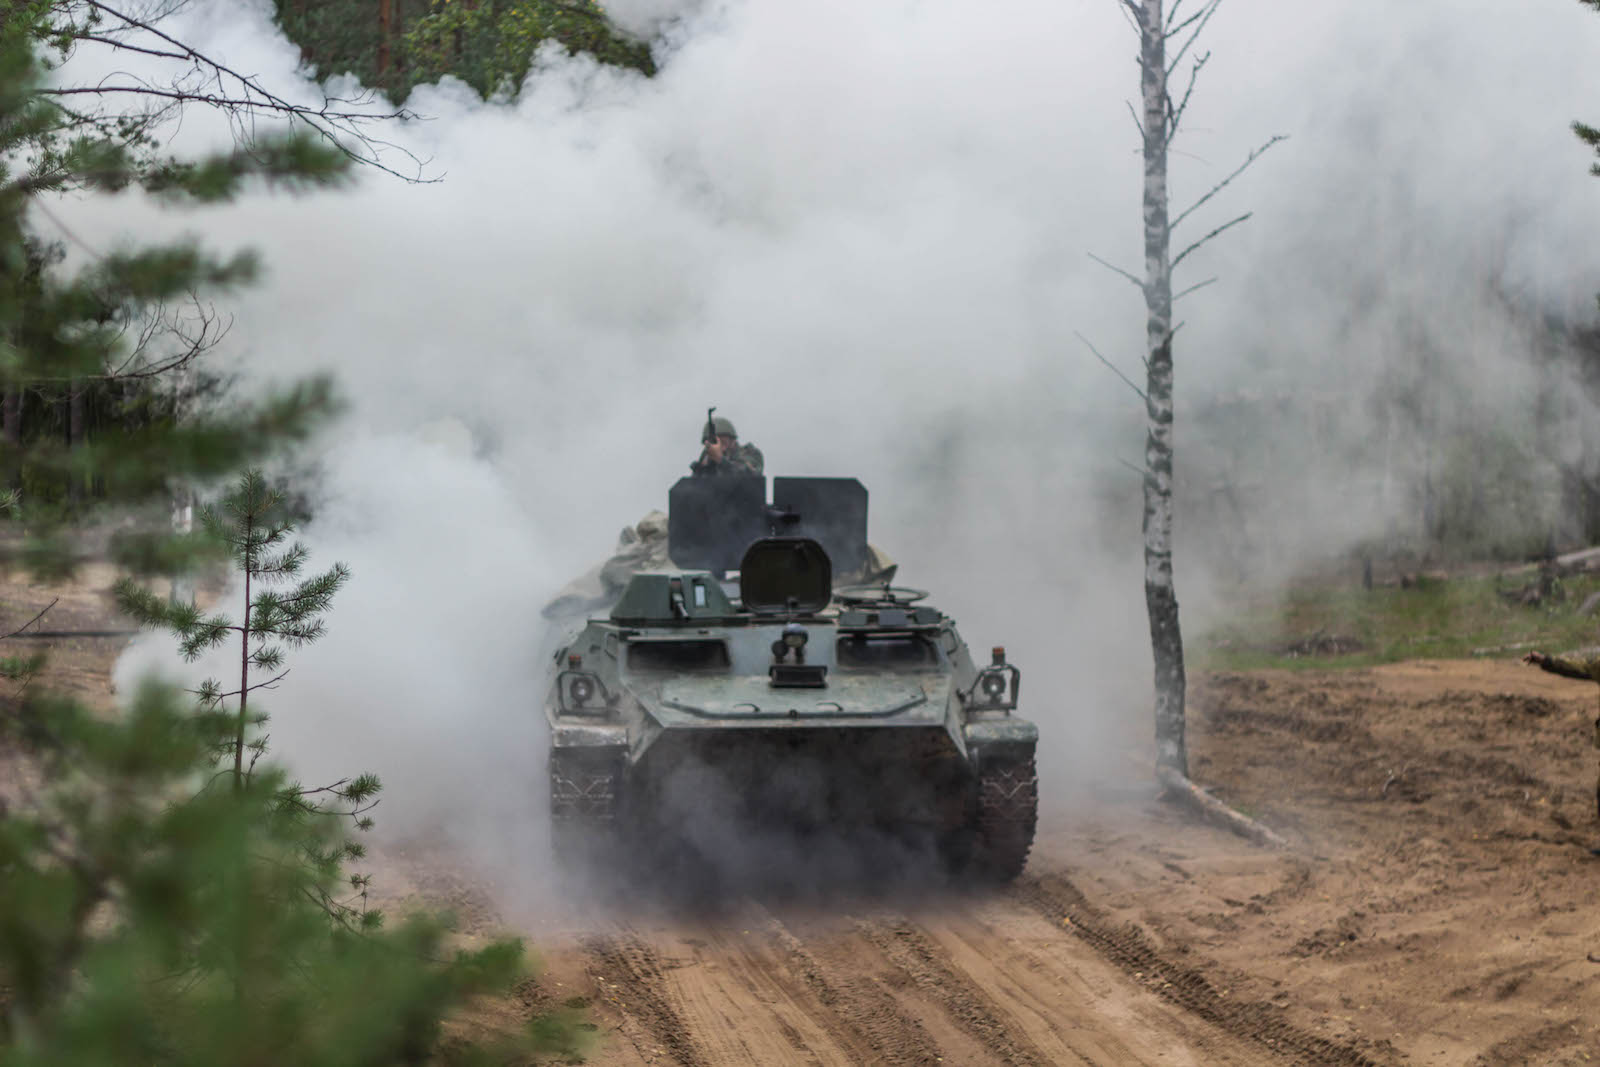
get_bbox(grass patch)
[1197,567,1600,672]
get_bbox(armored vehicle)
[542,475,1038,881]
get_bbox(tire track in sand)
[583,906,942,1067]
[851,915,1054,1067]
[581,934,709,1067]
[1016,873,1395,1067]
[750,902,950,1066]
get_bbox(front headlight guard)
[556,669,619,716]
[963,648,1021,713]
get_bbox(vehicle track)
[568,873,1327,1066]
[1014,873,1393,1067]
[581,934,710,1067]
[850,915,1052,1067]
[750,903,947,1066]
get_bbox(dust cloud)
[86,0,1600,899]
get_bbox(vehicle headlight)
[569,675,596,706]
[980,672,1007,699]
[782,623,808,650]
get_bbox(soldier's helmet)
[704,415,737,440]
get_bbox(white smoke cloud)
[83,0,1600,884]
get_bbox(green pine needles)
[0,682,577,1066]
[0,471,592,1063]
[0,8,588,1056]
[118,471,355,793]
[116,469,380,926]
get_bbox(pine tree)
[2,8,344,575]
[0,681,584,1066]
[399,0,655,99]
[117,471,356,794]
[1,13,587,1061]
[115,470,382,925]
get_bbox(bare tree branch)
[18,293,230,384]
[1077,331,1149,402]
[30,200,103,260]
[41,0,436,182]
[208,669,291,702]
[1088,251,1146,291]
[1166,0,1221,45]
[69,31,191,63]
[1171,211,1251,270]
[1118,456,1158,481]
[1125,98,1145,139]
[1117,0,1143,36]
[1166,0,1223,72]
[1172,276,1217,302]
[3,600,60,640]
[106,296,231,381]
[1166,50,1210,144]
[1171,134,1287,231]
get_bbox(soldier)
[690,414,764,477]
[1522,647,1600,822]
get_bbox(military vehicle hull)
[549,717,1038,881]
[543,478,1037,881]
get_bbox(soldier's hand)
[1522,650,1545,666]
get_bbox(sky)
[76,0,1600,890]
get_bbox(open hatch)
[738,537,832,615]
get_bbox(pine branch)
[249,646,284,672]
[253,542,309,579]
[177,616,237,661]
[289,772,382,807]
[211,669,290,700]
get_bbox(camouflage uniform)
[541,510,672,621]
[690,441,764,478]
[1528,650,1600,818]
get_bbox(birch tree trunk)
[1136,0,1188,776]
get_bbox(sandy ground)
[6,570,1600,1065]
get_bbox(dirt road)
[12,568,1600,1063]
[509,659,1600,1066]
[526,870,1384,1067]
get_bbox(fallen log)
[1156,766,1290,850]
